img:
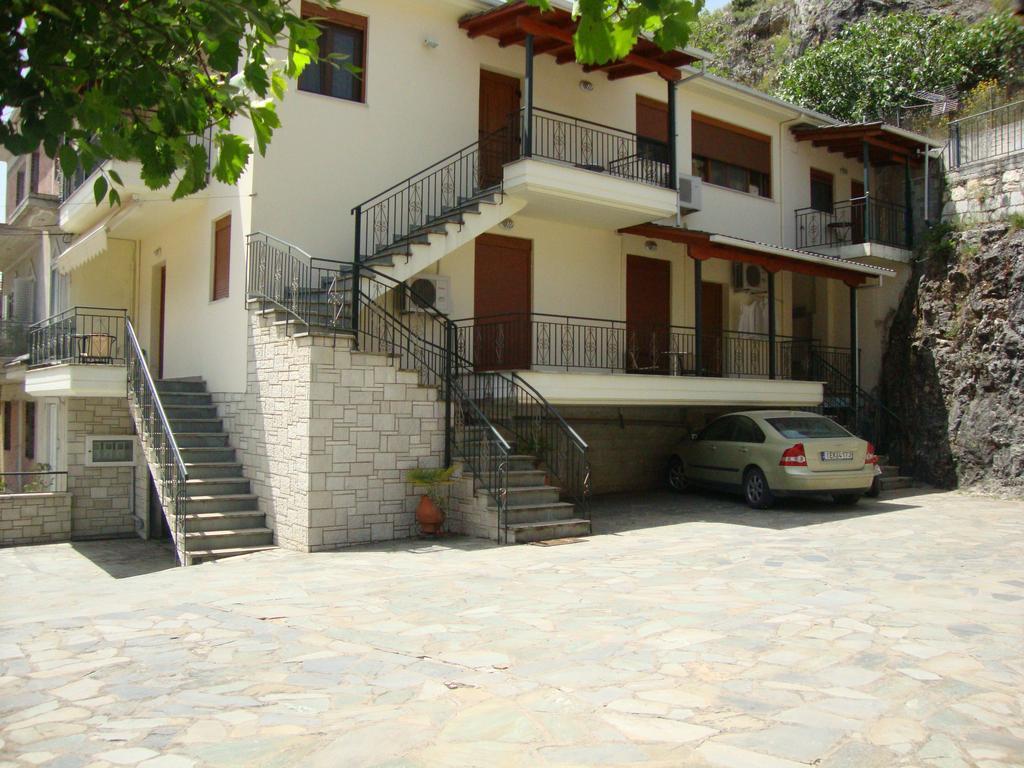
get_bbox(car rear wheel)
[832,493,861,506]
[743,467,774,509]
[865,476,881,498]
[667,457,689,493]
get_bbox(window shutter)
[213,216,231,301]
[692,115,771,175]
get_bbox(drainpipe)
[524,33,534,157]
[667,79,678,191]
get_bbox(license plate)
[820,451,853,461]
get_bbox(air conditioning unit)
[678,174,703,213]
[400,275,451,314]
[732,262,767,293]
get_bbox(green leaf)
[93,176,108,206]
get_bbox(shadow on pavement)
[70,538,178,579]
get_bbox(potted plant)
[23,463,52,493]
[406,466,455,536]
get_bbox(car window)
[699,417,735,441]
[734,416,766,444]
[766,416,852,439]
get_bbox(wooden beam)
[517,16,682,80]
[553,45,576,64]
[459,2,534,38]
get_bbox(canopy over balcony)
[790,122,939,166]
[459,0,699,81]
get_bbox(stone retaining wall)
[943,151,1024,225]
[0,492,71,546]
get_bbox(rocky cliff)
[881,221,1024,495]
[695,0,993,90]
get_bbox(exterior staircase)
[489,453,590,543]
[157,378,274,565]
[874,454,915,494]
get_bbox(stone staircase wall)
[211,309,447,551]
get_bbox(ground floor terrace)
[1,487,1021,767]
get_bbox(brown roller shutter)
[692,114,771,175]
[213,216,231,301]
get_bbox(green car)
[668,410,881,509]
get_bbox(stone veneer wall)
[943,151,1024,225]
[0,493,71,546]
[213,312,446,552]
[66,398,137,540]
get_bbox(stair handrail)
[125,318,190,565]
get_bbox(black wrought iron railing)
[126,319,190,565]
[246,233,352,333]
[948,100,1024,168]
[29,307,127,367]
[795,197,910,251]
[529,108,672,188]
[0,320,29,358]
[0,471,68,494]
[453,313,852,383]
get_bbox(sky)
[703,0,731,10]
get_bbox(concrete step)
[179,446,236,462]
[183,527,274,551]
[878,465,901,478]
[506,469,549,488]
[156,379,206,393]
[183,462,244,479]
[880,475,915,491]
[160,391,214,407]
[168,418,224,434]
[504,501,578,525]
[175,432,231,448]
[185,545,276,566]
[462,454,538,473]
[182,510,265,533]
[165,405,219,421]
[494,485,562,507]
[186,477,252,497]
[187,494,261,513]
[509,518,591,544]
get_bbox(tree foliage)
[526,0,703,65]
[0,0,323,205]
[775,12,1024,123]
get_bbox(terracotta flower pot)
[415,494,444,535]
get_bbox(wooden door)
[479,70,521,188]
[701,282,724,376]
[636,96,669,163]
[626,254,671,373]
[474,234,531,371]
[157,265,167,380]
[851,180,865,244]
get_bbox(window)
[691,114,771,198]
[14,169,25,204]
[30,151,40,194]
[766,416,851,440]
[298,3,367,103]
[86,436,135,467]
[212,215,231,301]
[24,401,35,460]
[810,169,834,213]
[733,416,766,444]
[3,402,11,451]
[699,417,736,442]
[636,96,670,163]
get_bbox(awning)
[618,225,895,286]
[54,221,107,274]
[790,122,942,166]
[459,1,699,81]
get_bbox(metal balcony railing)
[947,100,1024,168]
[28,307,127,367]
[795,197,910,251]
[0,320,29,358]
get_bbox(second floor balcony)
[25,307,128,398]
[795,197,911,255]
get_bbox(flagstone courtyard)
[1,488,1022,768]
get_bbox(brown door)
[636,96,669,163]
[479,70,521,188]
[157,265,167,380]
[701,282,724,376]
[851,180,865,244]
[626,254,671,373]
[474,234,531,371]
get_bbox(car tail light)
[779,443,807,467]
[865,442,878,465]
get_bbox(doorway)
[474,234,532,371]
[701,282,724,376]
[151,264,166,379]
[478,70,521,188]
[626,254,671,373]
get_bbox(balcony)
[795,197,911,261]
[0,321,29,360]
[453,313,849,407]
[25,307,128,398]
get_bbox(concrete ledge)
[0,492,72,546]
[25,364,127,398]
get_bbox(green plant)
[406,466,456,509]
[23,463,52,493]
[1007,212,1024,233]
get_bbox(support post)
[524,33,534,158]
[904,156,913,249]
[694,256,703,377]
[862,141,871,243]
[924,148,931,227]
[667,79,677,190]
[444,321,454,467]
[352,207,362,350]
[849,283,859,421]
[767,270,776,380]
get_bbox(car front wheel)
[667,457,689,493]
[743,467,774,509]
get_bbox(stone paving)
[1,488,1023,768]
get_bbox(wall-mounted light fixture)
[579,80,594,92]
[644,240,658,252]
[839,167,848,176]
[423,37,439,49]
[500,218,515,230]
